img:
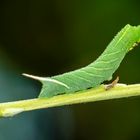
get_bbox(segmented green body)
[26,24,140,98]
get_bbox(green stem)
[0,83,140,117]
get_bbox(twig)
[1,83,140,117]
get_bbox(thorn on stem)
[105,76,119,90]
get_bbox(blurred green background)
[0,0,140,140]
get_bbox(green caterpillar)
[24,24,140,98]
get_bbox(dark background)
[0,0,140,140]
